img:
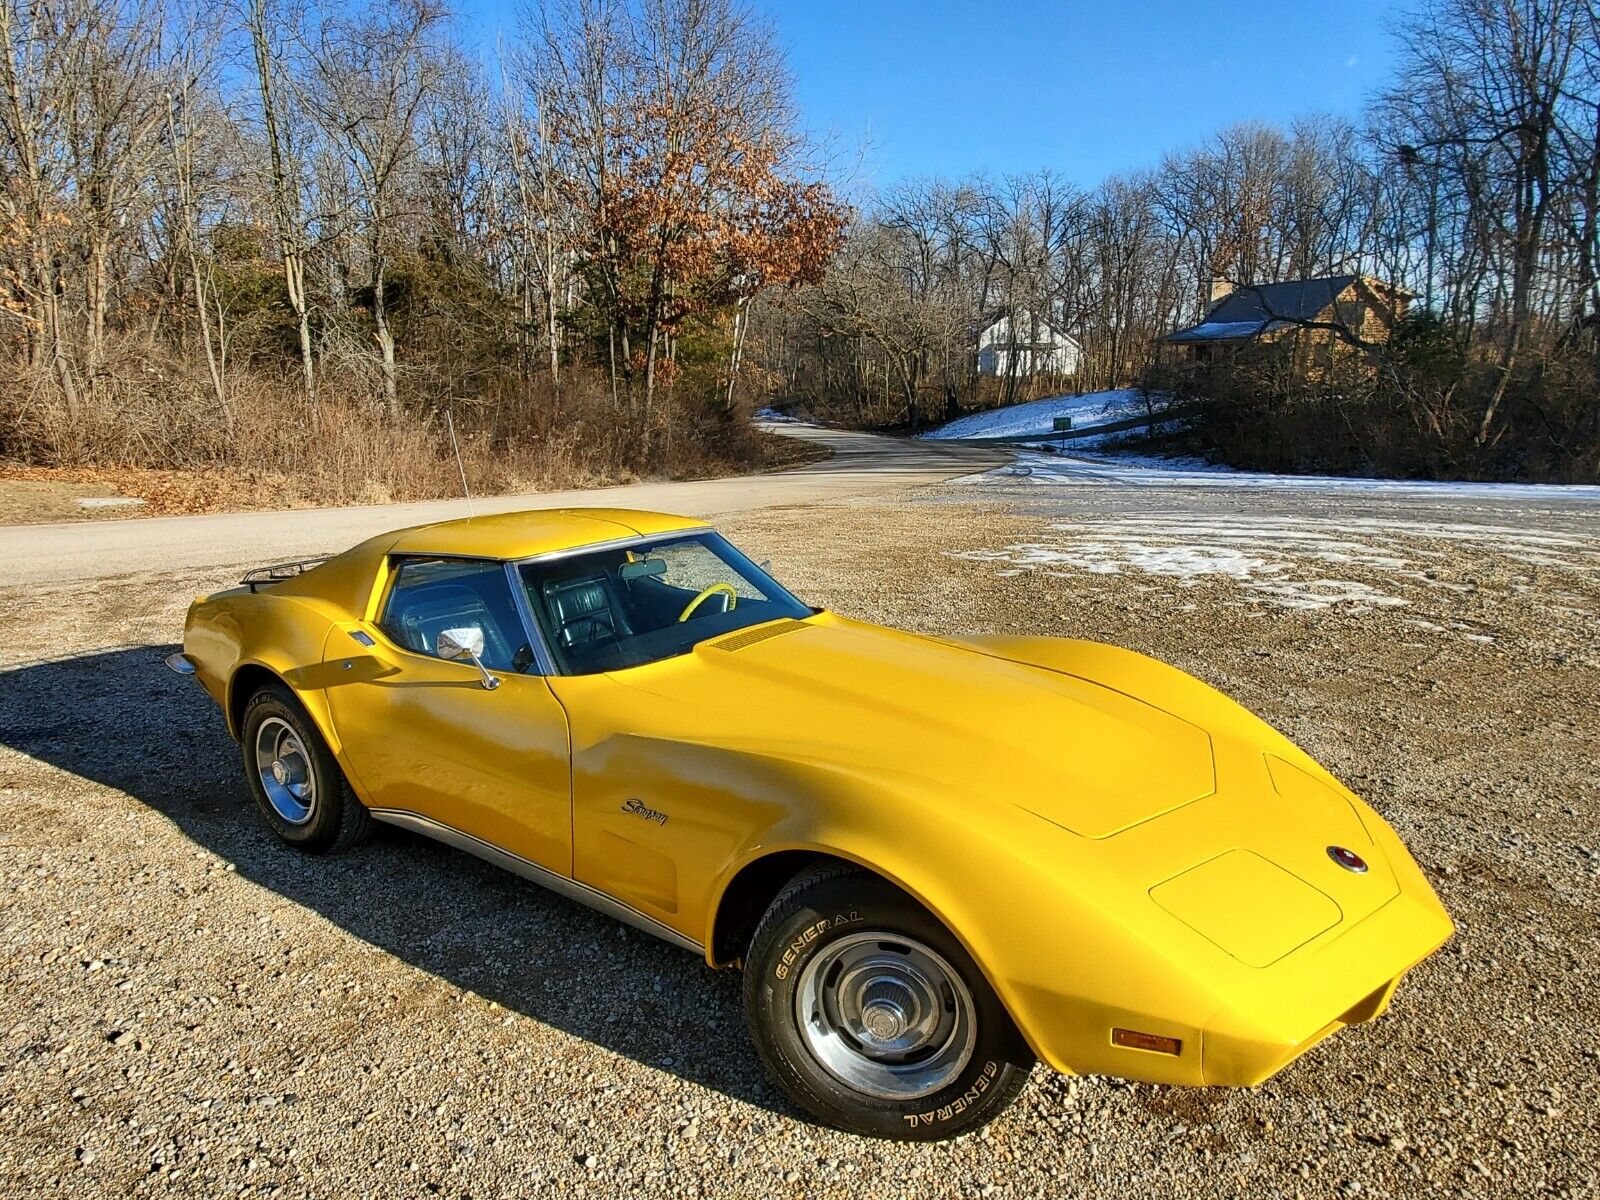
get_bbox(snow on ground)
[948,511,1600,617]
[919,389,1153,441]
[984,450,1600,502]
[934,412,1600,627]
[754,407,806,423]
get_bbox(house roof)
[1166,274,1362,344]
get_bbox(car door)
[322,555,572,877]
[516,537,810,947]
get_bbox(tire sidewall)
[746,870,1030,1140]
[240,687,349,851]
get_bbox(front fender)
[693,756,1220,1082]
[951,634,1348,790]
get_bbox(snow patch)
[920,390,1155,441]
[988,451,1600,502]
[754,408,807,424]
[947,511,1600,617]
[951,533,1407,612]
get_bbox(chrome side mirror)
[436,626,500,690]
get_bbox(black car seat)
[543,574,632,652]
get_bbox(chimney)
[1208,277,1235,305]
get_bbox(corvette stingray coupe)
[169,507,1452,1139]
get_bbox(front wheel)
[743,864,1033,1140]
[240,683,370,853]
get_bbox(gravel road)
[0,426,1003,585]
[3,441,1598,1198]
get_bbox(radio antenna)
[444,405,475,516]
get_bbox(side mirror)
[436,626,500,690]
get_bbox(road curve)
[11,425,1008,585]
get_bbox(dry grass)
[0,335,814,518]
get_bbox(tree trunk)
[166,86,231,432]
[43,288,80,421]
[248,0,316,411]
[286,251,316,408]
[372,257,398,415]
[725,294,752,414]
[85,237,108,384]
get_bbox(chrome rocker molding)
[367,808,703,954]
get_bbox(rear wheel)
[743,864,1033,1140]
[240,684,370,853]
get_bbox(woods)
[2,0,1597,494]
[759,0,1600,479]
[0,0,842,503]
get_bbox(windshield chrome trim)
[503,560,557,675]
[513,528,704,567]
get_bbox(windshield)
[518,531,812,674]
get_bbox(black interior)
[541,573,637,654]
[380,536,809,678]
[529,555,722,669]
[519,536,803,675]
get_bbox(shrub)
[0,332,797,511]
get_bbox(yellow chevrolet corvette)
[170,507,1452,1140]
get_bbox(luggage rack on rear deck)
[240,559,327,592]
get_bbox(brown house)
[1165,275,1411,376]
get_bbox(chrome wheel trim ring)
[254,716,316,826]
[794,930,977,1101]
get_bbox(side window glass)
[378,558,531,673]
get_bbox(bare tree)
[301,0,443,414]
[0,0,87,413]
[245,0,317,408]
[1388,0,1590,441]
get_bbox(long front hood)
[618,614,1406,962]
[616,612,1217,839]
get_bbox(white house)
[976,311,1082,378]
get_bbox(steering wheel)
[678,583,739,623]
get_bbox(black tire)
[239,683,371,854]
[743,863,1033,1140]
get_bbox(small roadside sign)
[1052,415,1074,432]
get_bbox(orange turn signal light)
[1112,1028,1182,1056]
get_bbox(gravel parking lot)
[3,460,1598,1198]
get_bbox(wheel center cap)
[861,1002,906,1041]
[270,754,306,789]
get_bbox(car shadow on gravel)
[0,645,791,1117]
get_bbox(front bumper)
[1197,887,1452,1086]
[1011,881,1452,1088]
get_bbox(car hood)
[609,613,1218,838]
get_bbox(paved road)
[9,425,1006,585]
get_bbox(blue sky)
[465,0,1402,192]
